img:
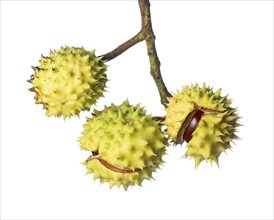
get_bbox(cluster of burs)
[28,46,240,190]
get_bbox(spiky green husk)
[164,83,240,167]
[29,46,107,118]
[79,100,167,190]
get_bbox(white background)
[1,1,273,219]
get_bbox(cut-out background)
[1,1,273,219]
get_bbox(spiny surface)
[164,83,240,167]
[29,46,107,118]
[80,100,167,190]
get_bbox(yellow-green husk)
[164,83,240,167]
[80,100,167,190]
[29,46,107,118]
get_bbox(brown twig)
[100,0,171,106]
[101,31,144,61]
[138,0,171,106]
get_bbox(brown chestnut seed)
[92,151,99,156]
[175,103,223,145]
[86,151,141,174]
[183,110,204,143]
[98,158,141,174]
[176,110,198,144]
